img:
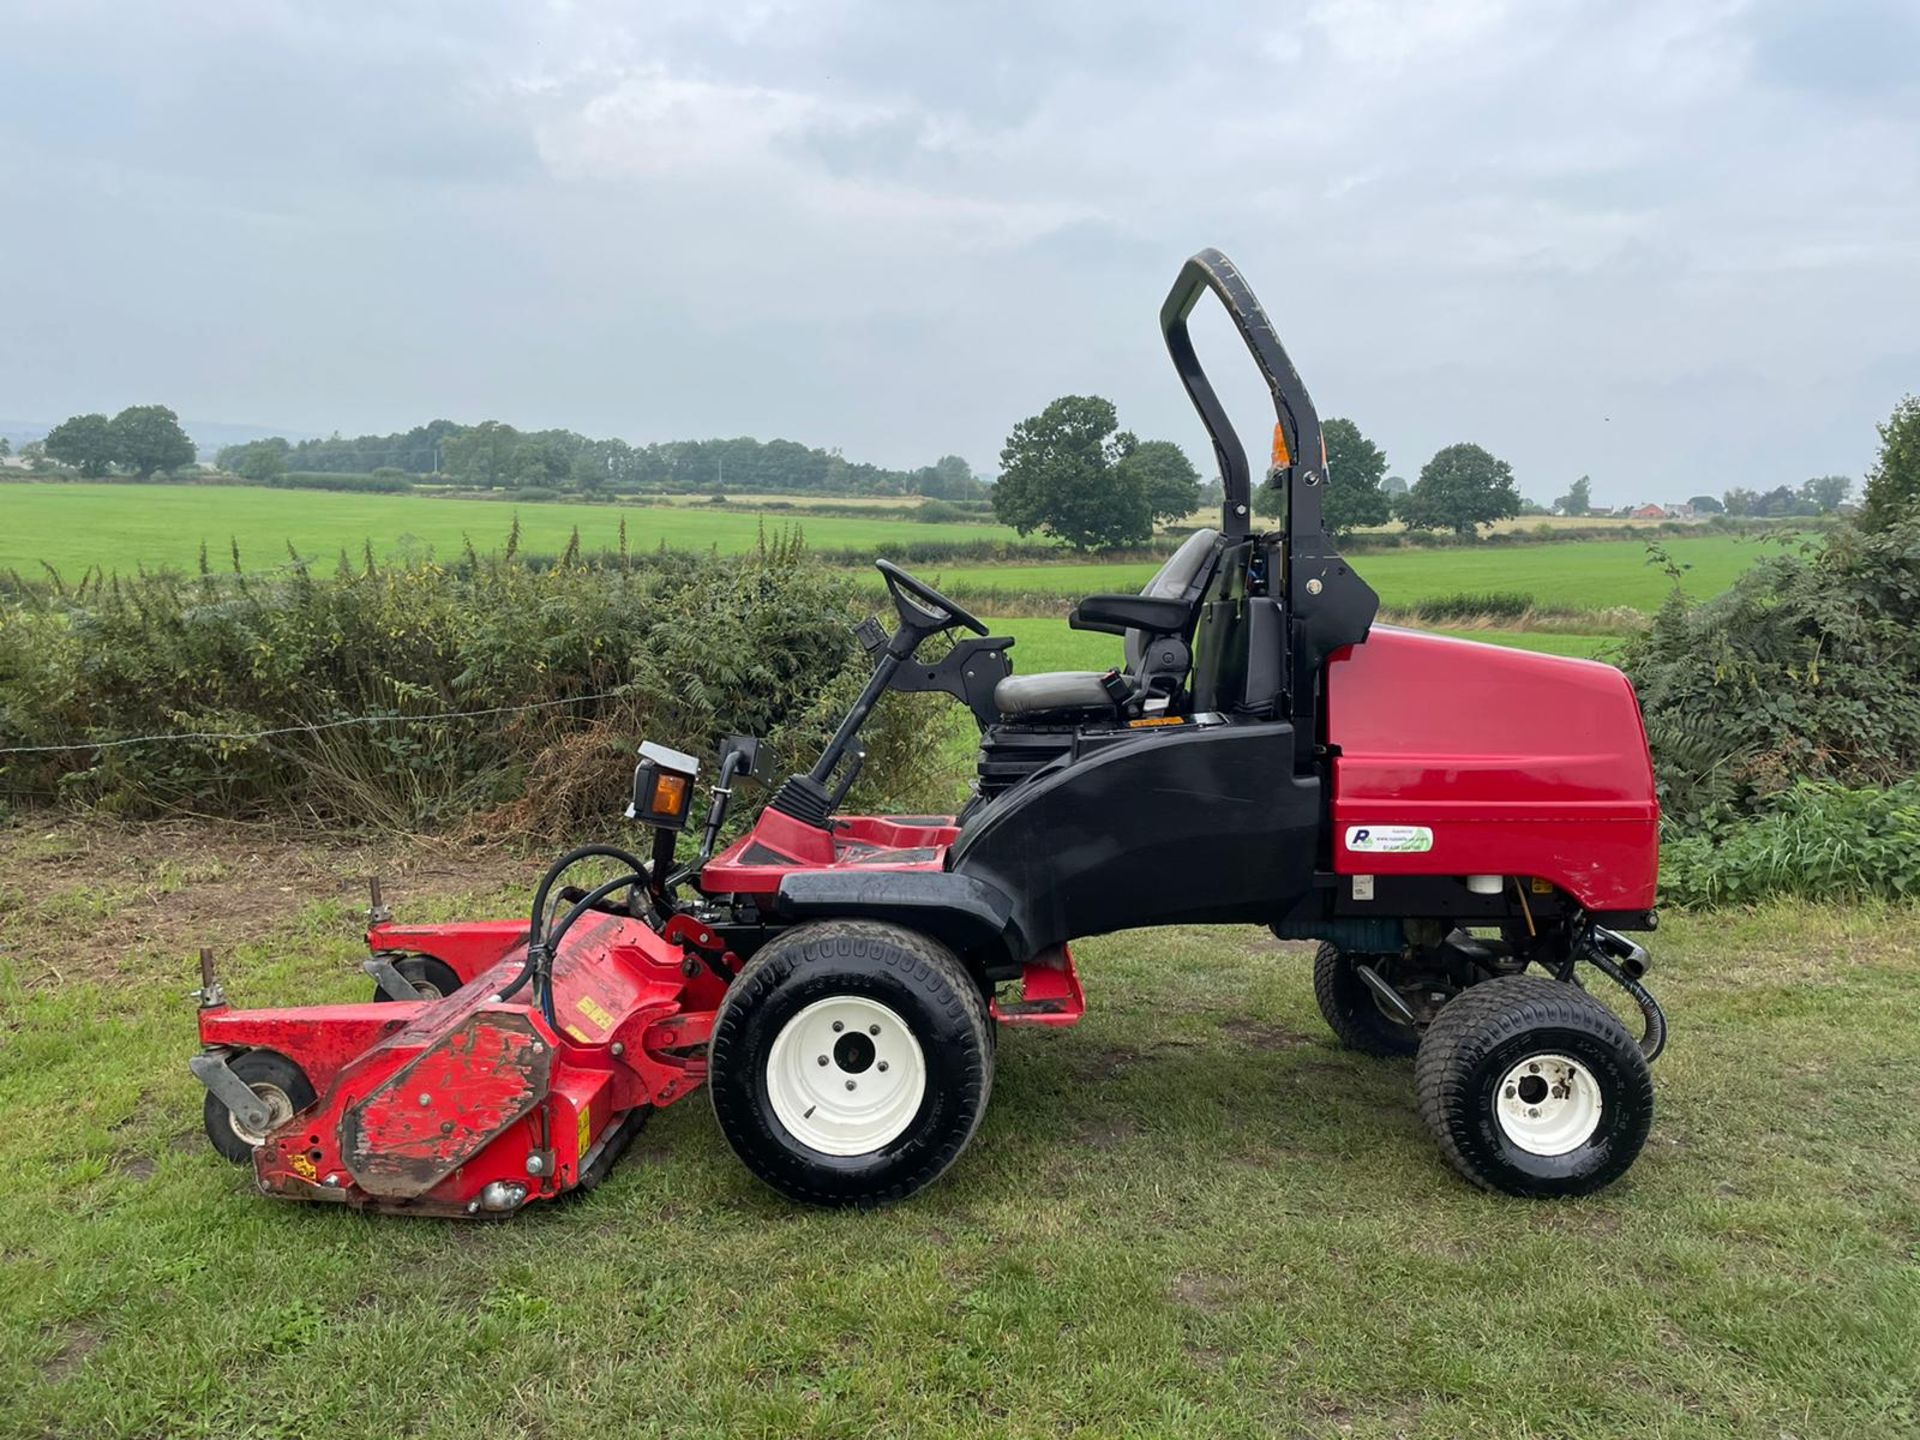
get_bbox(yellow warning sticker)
[564,1023,592,1043]
[577,1103,592,1158]
[1126,715,1187,728]
[1531,877,1554,894]
[290,1153,318,1181]
[575,995,616,1032]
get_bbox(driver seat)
[992,528,1221,717]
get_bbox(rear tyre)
[1313,943,1419,1057]
[203,1050,316,1164]
[369,954,461,1003]
[708,920,993,1207]
[1415,974,1653,1198]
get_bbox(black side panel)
[948,723,1319,952]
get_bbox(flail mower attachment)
[194,850,733,1217]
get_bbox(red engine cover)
[1326,627,1659,911]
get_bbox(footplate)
[991,944,1085,1027]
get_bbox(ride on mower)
[192,248,1667,1217]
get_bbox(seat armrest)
[1068,593,1191,635]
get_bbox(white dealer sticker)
[1345,825,1433,854]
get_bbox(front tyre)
[708,921,993,1206]
[1414,974,1653,1198]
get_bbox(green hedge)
[0,536,961,831]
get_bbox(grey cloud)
[0,0,1914,504]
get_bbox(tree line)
[990,394,1885,548]
[215,422,988,500]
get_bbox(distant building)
[1631,503,1669,520]
[1668,501,1696,519]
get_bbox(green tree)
[1117,439,1201,526]
[1686,493,1724,515]
[0,437,11,460]
[109,405,197,478]
[992,395,1148,550]
[1723,487,1756,517]
[1800,474,1852,514]
[914,454,984,500]
[44,412,117,476]
[221,438,289,482]
[20,440,49,471]
[1254,417,1391,536]
[1399,443,1522,536]
[1859,394,1920,532]
[1318,417,1391,536]
[1554,475,1592,515]
[1382,474,1408,499]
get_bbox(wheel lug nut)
[831,1021,844,1032]
[845,1079,857,1091]
[1528,1062,1540,1074]
[869,1024,880,1035]
[817,1055,829,1066]
[878,1061,889,1072]
[1504,1086,1516,1099]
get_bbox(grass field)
[985,618,1616,672]
[2,486,1780,621]
[0,482,1041,578]
[901,534,1775,616]
[2,822,1915,1439]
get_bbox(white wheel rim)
[1494,1052,1603,1156]
[228,1081,294,1148]
[765,996,927,1157]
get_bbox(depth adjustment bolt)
[526,1153,548,1177]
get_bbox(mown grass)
[985,617,1615,673]
[0,482,1045,578]
[898,535,1772,617]
[2,821,1915,1439]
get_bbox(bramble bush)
[0,530,964,832]
[1623,519,1920,833]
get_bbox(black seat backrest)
[1190,541,1285,717]
[1124,527,1221,673]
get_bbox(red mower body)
[1326,627,1660,912]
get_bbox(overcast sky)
[2,0,1916,505]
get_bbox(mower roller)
[193,248,1668,1216]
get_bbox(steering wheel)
[874,559,989,638]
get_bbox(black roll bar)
[1159,248,1378,767]
[1159,247,1328,545]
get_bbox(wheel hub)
[1494,1052,1602,1156]
[227,1081,294,1148]
[766,996,926,1156]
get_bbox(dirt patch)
[1079,1116,1142,1150]
[1220,1017,1309,1050]
[1,819,532,988]
[1169,1270,1237,1312]
[41,1326,103,1381]
[115,1154,157,1182]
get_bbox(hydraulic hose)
[1584,948,1668,1063]
[497,844,651,1004]
[534,870,647,1028]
